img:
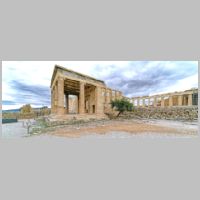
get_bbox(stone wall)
[122,106,198,121]
[68,96,78,113]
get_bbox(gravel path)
[2,121,28,138]
[1,119,35,138]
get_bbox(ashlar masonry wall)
[122,106,198,121]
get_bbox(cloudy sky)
[2,61,198,110]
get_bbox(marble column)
[132,98,135,106]
[54,83,58,111]
[53,87,55,111]
[148,98,150,107]
[65,94,69,113]
[178,95,183,106]
[105,89,112,111]
[119,92,122,99]
[105,89,110,104]
[137,98,140,107]
[161,96,165,107]
[52,88,56,113]
[169,96,173,107]
[50,89,52,110]
[154,97,157,107]
[142,98,145,107]
[114,91,117,100]
[112,90,116,101]
[188,94,193,106]
[95,86,103,114]
[79,82,85,114]
[109,89,112,102]
[57,77,65,115]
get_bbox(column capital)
[80,81,85,86]
[57,76,64,81]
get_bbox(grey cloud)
[92,61,198,97]
[9,80,51,107]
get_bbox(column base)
[57,107,65,115]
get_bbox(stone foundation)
[49,113,108,122]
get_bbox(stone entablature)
[50,65,123,115]
[131,88,198,107]
[51,65,106,89]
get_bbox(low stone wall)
[2,110,51,120]
[122,106,198,121]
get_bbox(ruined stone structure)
[50,65,122,115]
[132,88,198,107]
[121,106,198,121]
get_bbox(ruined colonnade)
[131,89,198,108]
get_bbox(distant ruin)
[131,89,198,107]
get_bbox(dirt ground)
[44,119,198,138]
[2,118,197,139]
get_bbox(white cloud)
[150,74,198,96]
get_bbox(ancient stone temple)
[50,65,122,115]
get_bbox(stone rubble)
[122,106,198,121]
